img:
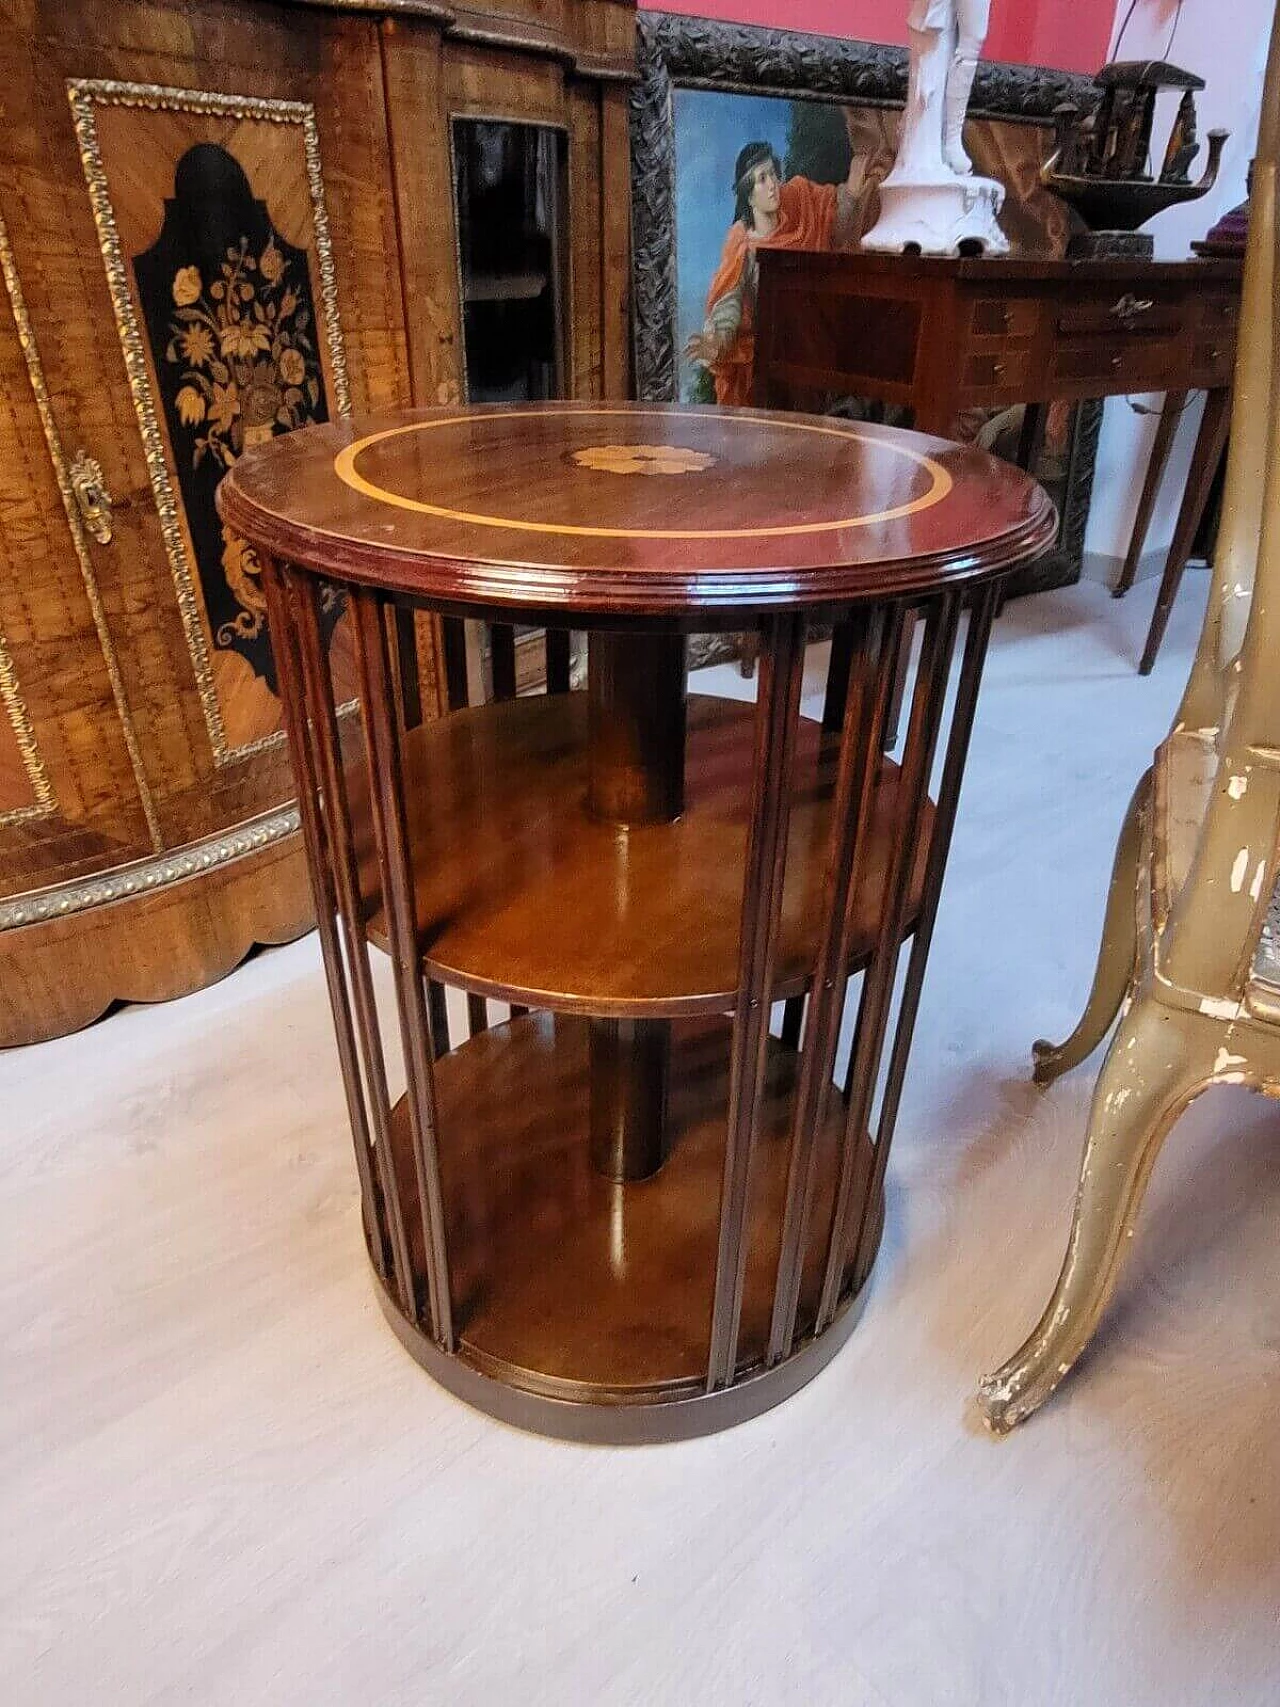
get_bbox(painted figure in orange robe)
[685,142,863,407]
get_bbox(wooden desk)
[754,252,1241,660]
[220,401,1053,1443]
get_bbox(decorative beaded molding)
[0,807,301,931]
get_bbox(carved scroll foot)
[980,997,1218,1433]
[1032,771,1149,1087]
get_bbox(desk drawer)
[1191,337,1236,385]
[1198,292,1239,332]
[963,349,1032,390]
[1056,293,1183,339]
[968,296,1040,339]
[1050,340,1179,388]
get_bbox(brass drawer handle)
[1110,354,1123,371]
[1110,293,1155,329]
[993,360,1006,377]
[69,450,113,545]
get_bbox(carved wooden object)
[220,400,1053,1441]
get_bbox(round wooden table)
[219,402,1054,1443]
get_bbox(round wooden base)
[375,1012,883,1443]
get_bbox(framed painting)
[630,14,1102,646]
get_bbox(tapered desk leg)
[1140,387,1232,674]
[1014,400,1047,475]
[585,631,688,1179]
[1115,390,1186,598]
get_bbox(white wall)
[1083,0,1273,566]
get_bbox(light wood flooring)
[2,575,1277,1705]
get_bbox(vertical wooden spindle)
[821,615,858,735]
[706,612,806,1391]
[768,604,902,1363]
[352,587,455,1352]
[428,980,451,1060]
[289,568,417,1311]
[490,622,517,701]
[817,592,961,1332]
[261,559,395,1294]
[779,997,805,1051]
[545,627,572,694]
[849,583,998,1286]
[441,615,469,711]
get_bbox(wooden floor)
[2,575,1278,1705]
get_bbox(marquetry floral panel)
[69,81,355,763]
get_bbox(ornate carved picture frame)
[630,14,1102,625]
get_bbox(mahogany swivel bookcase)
[218,401,1055,1444]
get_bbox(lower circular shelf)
[374,1011,883,1443]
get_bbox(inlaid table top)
[217,402,1056,615]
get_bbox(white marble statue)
[862,0,1009,256]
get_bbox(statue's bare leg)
[896,17,953,178]
[943,0,991,175]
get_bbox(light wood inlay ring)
[332,406,954,540]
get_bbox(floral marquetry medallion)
[68,81,355,761]
[571,444,717,476]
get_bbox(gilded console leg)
[979,996,1219,1433]
[1031,771,1149,1087]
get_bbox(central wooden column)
[586,631,687,1180]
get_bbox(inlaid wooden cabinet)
[0,0,634,1045]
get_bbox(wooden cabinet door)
[0,0,413,867]
[379,18,631,705]
[0,208,159,897]
[382,23,631,412]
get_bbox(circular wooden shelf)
[378,1012,880,1438]
[351,692,933,1016]
[217,402,1057,618]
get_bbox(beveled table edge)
[216,405,1060,618]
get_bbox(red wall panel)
[639,2,1116,77]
